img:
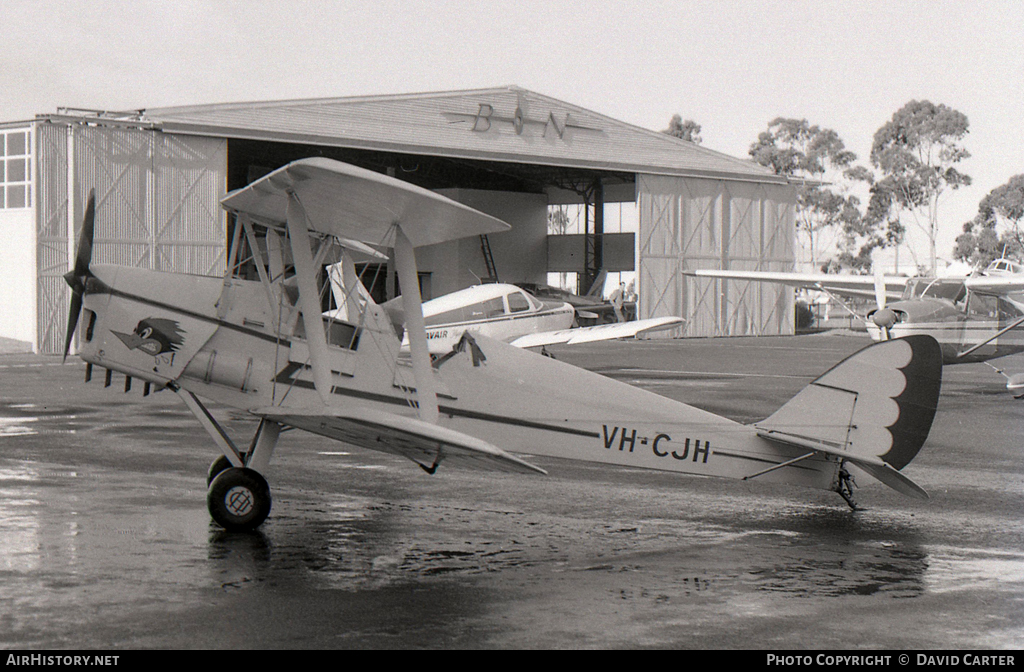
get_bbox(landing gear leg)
[173,385,281,531]
[835,462,859,510]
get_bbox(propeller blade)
[870,263,895,340]
[62,291,83,361]
[872,264,886,311]
[73,189,96,278]
[62,189,97,361]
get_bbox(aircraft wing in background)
[684,269,908,302]
[964,275,1024,296]
[509,316,683,349]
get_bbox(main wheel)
[207,467,271,532]
[207,453,248,486]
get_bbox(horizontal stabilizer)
[510,316,684,349]
[755,335,942,497]
[845,457,929,500]
[221,157,511,248]
[252,405,546,476]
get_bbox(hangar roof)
[139,86,786,186]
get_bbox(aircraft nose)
[871,307,897,329]
[868,307,905,330]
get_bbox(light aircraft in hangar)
[686,263,1024,395]
[514,270,635,325]
[63,157,943,532]
[326,275,683,354]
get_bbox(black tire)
[207,467,271,532]
[207,453,247,486]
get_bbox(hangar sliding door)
[35,124,227,354]
[637,174,795,338]
[36,123,70,356]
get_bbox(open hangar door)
[225,138,637,301]
[637,174,796,338]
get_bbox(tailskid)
[834,462,859,510]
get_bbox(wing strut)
[957,315,1024,359]
[241,215,278,318]
[394,224,439,424]
[286,191,334,403]
[741,452,816,481]
[173,386,245,467]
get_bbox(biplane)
[64,158,943,531]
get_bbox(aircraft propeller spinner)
[870,264,898,340]
[63,189,96,361]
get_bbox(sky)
[2,0,1022,268]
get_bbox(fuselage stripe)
[96,285,291,345]
[274,368,600,438]
[427,306,570,331]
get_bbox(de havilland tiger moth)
[62,158,943,532]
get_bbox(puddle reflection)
[748,542,928,598]
[0,463,42,572]
[923,546,1024,594]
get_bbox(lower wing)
[509,316,683,349]
[252,404,546,475]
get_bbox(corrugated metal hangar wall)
[19,89,797,353]
[638,174,795,337]
[35,123,226,354]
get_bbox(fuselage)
[416,283,575,353]
[76,265,841,493]
[865,277,1024,363]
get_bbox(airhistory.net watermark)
[6,655,119,667]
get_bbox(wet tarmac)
[1,332,1022,649]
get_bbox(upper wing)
[685,269,907,302]
[964,275,1024,296]
[221,157,510,248]
[252,404,546,475]
[509,316,684,349]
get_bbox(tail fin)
[754,335,942,498]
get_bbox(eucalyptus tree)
[954,173,1024,267]
[749,118,870,270]
[869,100,971,273]
[663,114,702,144]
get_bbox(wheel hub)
[225,486,255,516]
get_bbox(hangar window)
[0,129,31,209]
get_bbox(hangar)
[0,86,796,354]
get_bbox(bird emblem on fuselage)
[112,318,185,356]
